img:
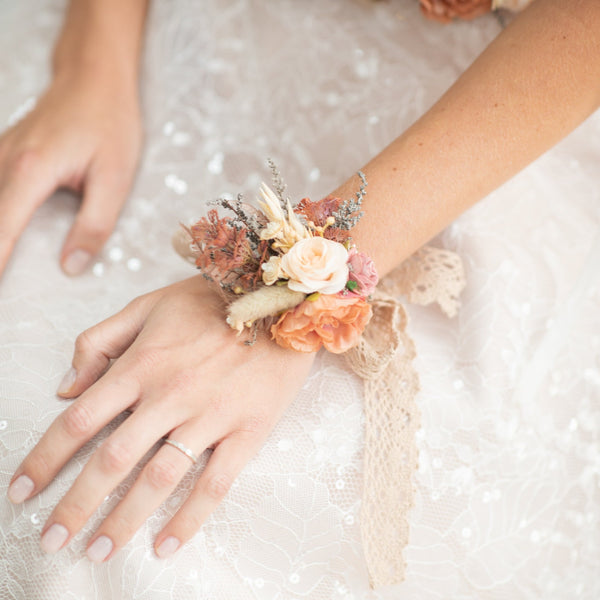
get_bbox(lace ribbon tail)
[346,291,421,588]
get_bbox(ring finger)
[84,418,226,563]
[39,402,180,555]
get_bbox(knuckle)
[203,472,233,501]
[125,295,146,314]
[168,368,197,395]
[131,346,164,374]
[99,438,132,474]
[24,451,52,482]
[12,148,42,178]
[209,393,230,416]
[56,498,89,526]
[145,459,180,490]
[74,329,96,357]
[106,513,136,541]
[175,511,203,535]
[76,220,112,244]
[239,412,269,435]
[61,403,94,438]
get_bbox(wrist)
[51,0,147,91]
[50,63,140,106]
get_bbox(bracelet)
[180,161,378,353]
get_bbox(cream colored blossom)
[259,221,284,241]
[257,182,286,224]
[257,183,310,251]
[286,199,309,241]
[281,236,349,295]
[262,255,283,285]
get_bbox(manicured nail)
[156,536,180,558]
[57,367,77,395]
[63,250,92,276]
[40,523,69,554]
[7,474,34,504]
[86,535,113,563]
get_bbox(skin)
[0,0,147,276]
[5,0,600,565]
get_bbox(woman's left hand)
[7,275,315,562]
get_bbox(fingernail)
[86,535,113,563]
[63,249,91,276]
[57,367,77,395]
[40,523,69,554]
[7,474,34,503]
[156,536,180,558]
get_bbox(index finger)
[0,151,53,274]
[6,373,140,505]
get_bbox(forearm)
[335,0,600,278]
[52,0,149,87]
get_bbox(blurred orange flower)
[419,0,492,23]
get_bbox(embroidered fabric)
[1,1,599,599]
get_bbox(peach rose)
[281,236,349,295]
[271,293,372,354]
[419,0,492,23]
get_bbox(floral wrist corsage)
[180,163,378,354]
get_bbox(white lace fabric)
[1,1,599,599]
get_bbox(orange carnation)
[419,0,492,23]
[271,293,372,354]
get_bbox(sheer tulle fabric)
[1,1,599,599]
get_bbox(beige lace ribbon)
[173,230,466,590]
[346,245,465,589]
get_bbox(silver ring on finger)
[163,438,199,464]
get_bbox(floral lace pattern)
[1,0,599,599]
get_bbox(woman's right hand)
[0,69,143,277]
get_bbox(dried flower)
[258,183,310,251]
[419,0,492,23]
[189,209,263,291]
[281,237,349,295]
[271,294,372,354]
[226,285,305,332]
[296,196,342,228]
[262,255,283,285]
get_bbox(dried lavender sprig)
[355,170,368,204]
[332,171,367,230]
[267,157,288,210]
[214,194,263,246]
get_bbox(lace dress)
[1,1,599,599]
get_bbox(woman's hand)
[7,276,315,561]
[0,70,142,276]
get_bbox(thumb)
[60,162,134,276]
[57,291,157,398]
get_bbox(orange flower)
[271,294,372,354]
[419,0,492,23]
